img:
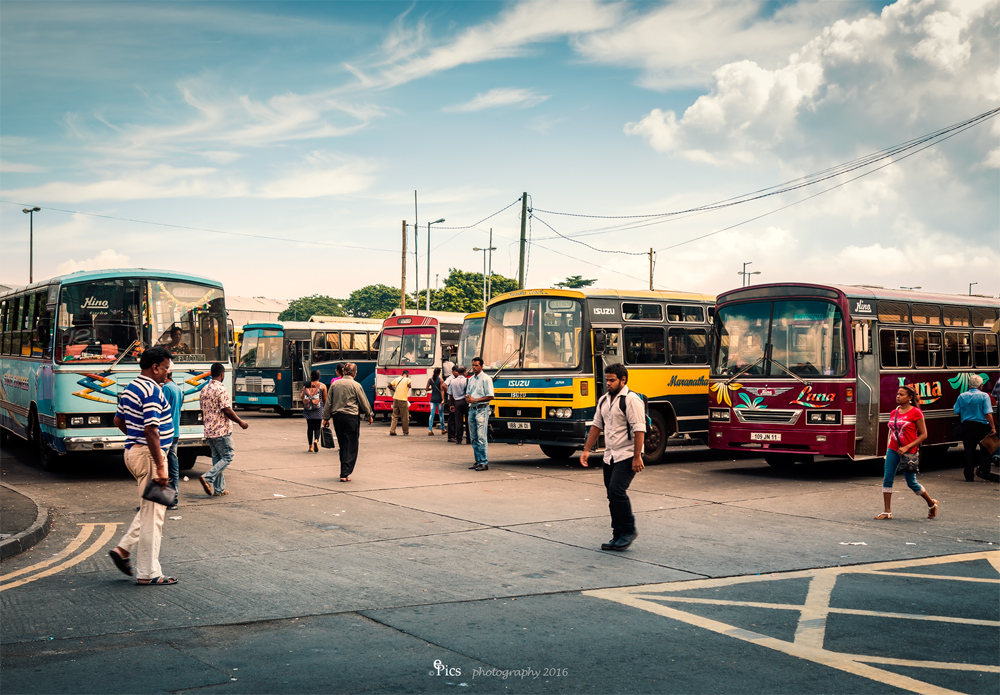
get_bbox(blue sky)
[1,0,997,300]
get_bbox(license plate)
[248,397,258,402]
[508,422,530,430]
[751,432,780,442]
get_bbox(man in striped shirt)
[108,346,178,585]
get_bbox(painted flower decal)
[948,372,988,392]
[735,392,767,410]
[711,382,742,407]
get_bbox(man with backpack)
[579,363,646,551]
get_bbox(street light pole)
[969,282,978,296]
[427,218,445,311]
[473,246,496,309]
[738,261,761,287]
[22,206,40,283]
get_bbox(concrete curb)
[0,484,53,560]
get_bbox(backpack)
[599,390,652,440]
[303,385,322,410]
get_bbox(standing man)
[465,357,495,471]
[198,362,248,497]
[954,374,997,482]
[388,369,411,436]
[162,363,184,510]
[108,345,177,585]
[579,363,646,551]
[448,366,469,445]
[322,362,374,482]
[444,366,459,441]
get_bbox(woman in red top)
[875,385,939,520]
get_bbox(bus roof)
[486,287,715,307]
[241,321,383,332]
[0,268,224,299]
[464,311,486,320]
[391,309,467,322]
[716,282,999,309]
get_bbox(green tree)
[422,269,519,312]
[554,275,597,289]
[345,284,413,318]
[278,295,347,321]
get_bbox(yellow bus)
[481,288,715,462]
[458,311,485,368]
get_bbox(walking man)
[198,362,248,497]
[389,369,411,436]
[108,345,177,585]
[579,363,646,551]
[444,366,459,441]
[465,357,494,470]
[448,366,469,445]
[322,362,374,482]
[954,374,997,481]
[162,363,184,510]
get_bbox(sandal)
[109,549,133,577]
[927,500,939,519]
[874,512,893,520]
[136,576,178,585]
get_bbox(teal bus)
[0,269,230,469]
[235,319,383,415]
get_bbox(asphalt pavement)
[1,413,997,695]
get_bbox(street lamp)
[427,218,445,311]
[969,282,978,296]
[737,261,761,287]
[22,206,40,283]
[473,246,496,309]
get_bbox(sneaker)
[473,464,489,471]
[167,504,179,511]
[428,431,434,436]
[468,464,479,469]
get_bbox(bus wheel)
[30,412,58,471]
[178,450,198,471]
[643,410,668,464]
[764,453,796,469]
[539,445,575,459]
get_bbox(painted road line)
[586,551,999,695]
[0,523,119,592]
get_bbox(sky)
[1,0,998,302]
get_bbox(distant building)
[227,296,288,327]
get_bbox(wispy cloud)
[55,249,131,276]
[443,88,550,113]
[0,160,46,173]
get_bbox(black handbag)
[321,425,336,449]
[897,452,919,474]
[142,478,177,506]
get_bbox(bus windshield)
[239,329,284,368]
[458,317,484,368]
[483,298,582,370]
[377,327,436,367]
[56,278,145,363]
[149,280,227,362]
[714,300,847,377]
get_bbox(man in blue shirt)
[107,345,178,585]
[465,357,495,471]
[162,364,184,509]
[953,374,997,482]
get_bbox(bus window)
[9,297,22,357]
[313,332,340,363]
[149,280,226,362]
[974,333,999,368]
[944,331,972,367]
[943,307,970,327]
[668,327,709,365]
[343,331,369,361]
[623,303,662,322]
[57,279,145,363]
[624,327,665,365]
[19,294,36,356]
[913,331,942,368]
[0,299,7,355]
[668,305,704,323]
[879,329,911,369]
[239,329,284,368]
[877,301,908,324]
[770,301,847,376]
[912,304,941,325]
[714,303,769,376]
[483,298,581,369]
[972,307,998,328]
[30,291,49,357]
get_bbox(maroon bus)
[708,283,999,467]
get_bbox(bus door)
[853,319,879,457]
[290,340,310,409]
[592,326,622,400]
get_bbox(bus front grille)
[245,377,263,392]
[734,409,801,425]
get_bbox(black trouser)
[306,418,322,445]
[450,400,468,443]
[332,413,360,478]
[961,420,992,480]
[603,458,637,537]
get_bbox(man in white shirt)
[465,357,495,471]
[579,363,646,551]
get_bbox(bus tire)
[0,427,9,447]
[30,411,59,471]
[178,450,199,471]
[540,444,575,459]
[643,409,668,464]
[764,453,796,469]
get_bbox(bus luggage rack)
[734,409,801,425]
[245,376,263,392]
[498,407,542,419]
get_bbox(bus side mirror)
[853,321,871,354]
[593,331,607,356]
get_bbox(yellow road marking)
[869,570,997,583]
[0,523,119,592]
[586,551,999,695]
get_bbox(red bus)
[374,312,464,417]
[708,283,999,467]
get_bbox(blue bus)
[234,319,382,415]
[0,269,230,469]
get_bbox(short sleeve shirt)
[448,375,467,400]
[391,376,411,401]
[200,379,232,438]
[954,389,993,425]
[466,371,494,403]
[888,406,923,453]
[116,375,173,450]
[162,380,184,435]
[592,386,646,465]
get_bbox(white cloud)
[258,156,376,199]
[55,249,131,276]
[443,88,550,113]
[0,160,45,173]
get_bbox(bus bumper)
[235,395,280,410]
[489,418,590,446]
[62,434,210,453]
[708,426,856,458]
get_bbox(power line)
[531,212,648,256]
[429,196,523,251]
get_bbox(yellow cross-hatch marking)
[585,551,1000,695]
[0,523,119,592]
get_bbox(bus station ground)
[1,413,997,695]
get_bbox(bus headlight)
[235,382,245,392]
[264,385,275,393]
[710,409,730,422]
[70,416,84,426]
[547,408,572,418]
[808,411,841,425]
[87,416,101,425]
[377,388,387,396]
[412,389,425,397]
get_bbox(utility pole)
[649,248,654,291]
[488,228,493,302]
[414,191,419,314]
[517,192,527,289]
[400,220,408,314]
[969,282,978,296]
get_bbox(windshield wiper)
[110,339,140,370]
[493,335,524,379]
[723,354,767,386]
[767,354,810,386]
